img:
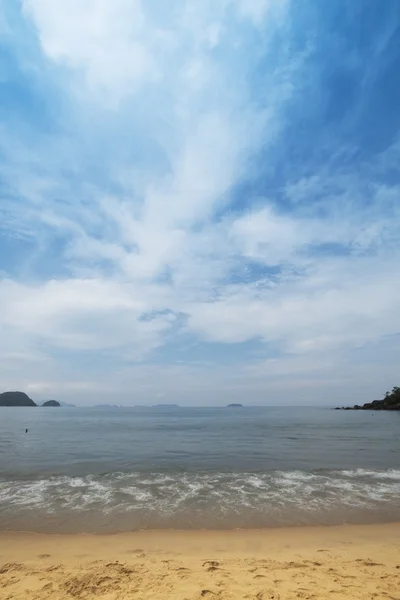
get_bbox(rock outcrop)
[337,386,400,411]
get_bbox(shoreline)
[2,518,400,536]
[2,523,400,599]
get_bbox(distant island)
[337,386,400,411]
[152,404,179,408]
[0,391,65,407]
[42,400,60,407]
[0,391,36,407]
[227,403,243,408]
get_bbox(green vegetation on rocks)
[338,386,400,410]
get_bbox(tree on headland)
[383,386,400,404]
[363,386,400,410]
[339,385,400,410]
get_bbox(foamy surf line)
[1,469,400,533]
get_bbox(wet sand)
[1,523,399,599]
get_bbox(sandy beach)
[1,523,399,599]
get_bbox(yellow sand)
[1,524,399,599]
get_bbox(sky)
[0,0,400,406]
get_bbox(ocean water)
[0,406,399,533]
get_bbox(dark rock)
[0,391,37,407]
[42,400,61,407]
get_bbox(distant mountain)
[42,400,61,407]
[227,403,243,408]
[94,404,122,409]
[0,391,37,407]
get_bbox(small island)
[227,403,243,408]
[0,391,37,407]
[42,400,61,407]
[337,386,400,411]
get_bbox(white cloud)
[186,250,400,350]
[0,278,173,354]
[235,0,288,26]
[23,0,156,103]
[1,0,400,404]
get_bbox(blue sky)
[0,0,399,405]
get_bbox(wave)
[1,469,400,532]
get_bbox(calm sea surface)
[0,406,399,532]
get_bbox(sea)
[0,406,399,533]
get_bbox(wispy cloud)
[0,0,399,404]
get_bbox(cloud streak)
[0,0,399,404]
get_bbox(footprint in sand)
[41,582,53,591]
[203,560,220,572]
[255,590,280,600]
[126,548,145,555]
[45,564,64,573]
[0,563,25,574]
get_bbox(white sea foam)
[340,469,400,480]
[1,469,400,531]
